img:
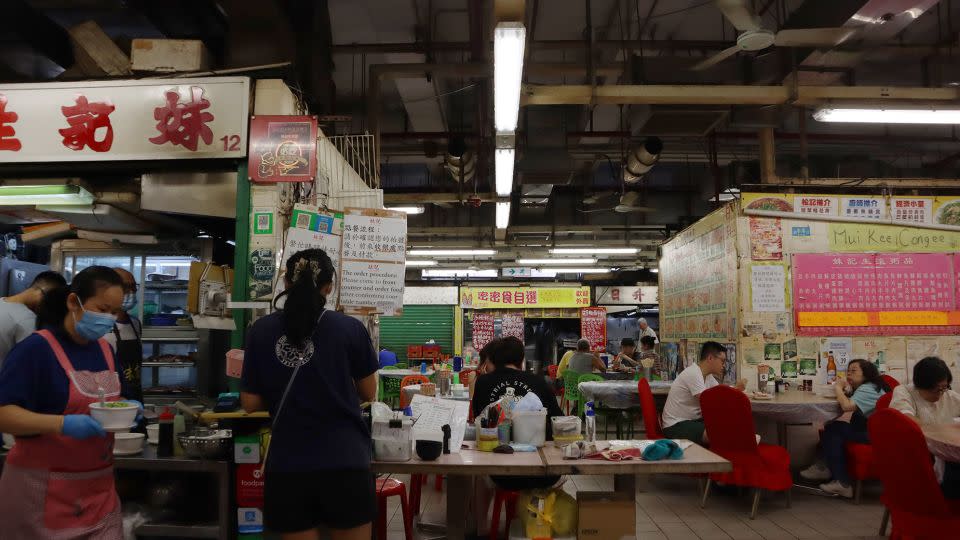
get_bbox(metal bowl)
[177,430,232,459]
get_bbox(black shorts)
[265,469,376,532]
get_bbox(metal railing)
[327,133,380,189]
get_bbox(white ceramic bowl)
[89,402,138,429]
[114,432,145,454]
[146,424,159,444]
[2,433,14,449]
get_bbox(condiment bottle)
[157,409,174,457]
[173,412,186,456]
[584,401,597,442]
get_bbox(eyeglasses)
[935,384,952,394]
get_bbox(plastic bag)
[515,391,544,411]
[517,488,578,537]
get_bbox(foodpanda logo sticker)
[253,469,263,480]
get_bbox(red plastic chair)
[638,378,664,439]
[700,385,793,519]
[882,374,900,390]
[868,408,960,539]
[399,375,430,409]
[376,478,413,540]
[490,488,519,540]
[846,388,896,503]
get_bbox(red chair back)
[637,378,663,439]
[458,369,476,388]
[868,408,951,517]
[399,375,431,408]
[701,385,758,454]
[881,374,900,390]
[875,391,893,411]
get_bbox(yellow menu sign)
[829,223,960,253]
[461,287,591,309]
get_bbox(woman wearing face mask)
[0,266,140,538]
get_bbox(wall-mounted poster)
[751,264,787,312]
[722,344,738,386]
[249,115,318,183]
[501,312,525,342]
[472,312,495,351]
[580,307,607,352]
[749,217,783,260]
[339,208,407,316]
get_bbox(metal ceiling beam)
[7,0,73,70]
[331,39,736,54]
[521,84,960,106]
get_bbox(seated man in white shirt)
[661,341,745,445]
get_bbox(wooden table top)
[371,441,545,476]
[539,441,732,475]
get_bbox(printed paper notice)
[278,225,343,307]
[751,265,786,312]
[339,209,407,316]
[410,395,470,454]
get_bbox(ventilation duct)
[445,151,476,183]
[622,137,663,184]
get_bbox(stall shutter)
[379,305,455,363]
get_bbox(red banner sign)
[472,312,495,351]
[249,115,318,183]
[580,307,607,352]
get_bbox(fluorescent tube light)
[0,184,94,206]
[494,22,526,132]
[549,247,638,255]
[813,107,960,124]
[405,260,438,267]
[517,258,597,265]
[388,205,425,215]
[540,268,611,274]
[422,269,498,278]
[496,201,511,229]
[651,268,659,273]
[407,249,496,257]
[495,148,515,196]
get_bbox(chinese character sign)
[0,78,248,162]
[580,307,607,352]
[501,312,525,342]
[751,264,786,312]
[460,287,591,309]
[841,197,884,220]
[339,208,407,316]
[891,197,933,224]
[794,196,838,216]
[277,219,343,308]
[472,312,495,351]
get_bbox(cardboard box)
[131,39,211,73]
[577,492,634,540]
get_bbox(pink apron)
[0,329,124,539]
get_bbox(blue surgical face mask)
[74,303,117,340]
[121,292,137,312]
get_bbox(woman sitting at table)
[889,356,960,498]
[800,359,889,498]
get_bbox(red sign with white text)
[580,307,607,352]
[472,312,495,351]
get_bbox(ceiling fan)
[690,0,856,71]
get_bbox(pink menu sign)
[793,253,958,336]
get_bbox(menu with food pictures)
[793,252,959,336]
[749,217,783,260]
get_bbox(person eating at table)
[469,339,501,399]
[661,341,745,445]
[567,338,606,374]
[613,337,640,369]
[889,356,960,498]
[799,359,890,498]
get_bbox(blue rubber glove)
[62,415,106,440]
[120,400,144,422]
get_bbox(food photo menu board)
[793,252,960,336]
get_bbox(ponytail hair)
[38,265,123,330]
[274,249,335,346]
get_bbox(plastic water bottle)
[500,387,517,421]
[420,361,427,374]
[585,401,597,442]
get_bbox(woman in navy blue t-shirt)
[241,249,378,540]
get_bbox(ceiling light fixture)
[539,268,612,274]
[494,22,526,132]
[651,268,660,273]
[517,258,597,265]
[0,184,94,206]
[407,249,496,257]
[388,205,425,215]
[549,247,638,255]
[422,269,498,278]
[813,107,960,124]
[495,148,515,196]
[496,201,511,229]
[405,260,438,267]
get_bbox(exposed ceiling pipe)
[332,39,737,54]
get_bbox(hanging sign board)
[0,77,249,162]
[580,307,607,352]
[502,312,525,342]
[460,286,591,309]
[248,115,319,183]
[472,312,495,351]
[338,208,407,316]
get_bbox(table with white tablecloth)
[578,380,672,409]
[379,368,436,380]
[402,384,471,403]
[749,390,842,446]
[923,423,960,463]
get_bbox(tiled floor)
[382,473,888,539]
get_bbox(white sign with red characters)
[794,195,838,216]
[891,197,933,224]
[580,307,608,352]
[0,77,249,162]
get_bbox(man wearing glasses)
[661,341,746,445]
[0,271,66,368]
[105,268,144,402]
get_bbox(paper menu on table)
[409,395,470,454]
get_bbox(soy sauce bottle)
[157,409,174,457]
